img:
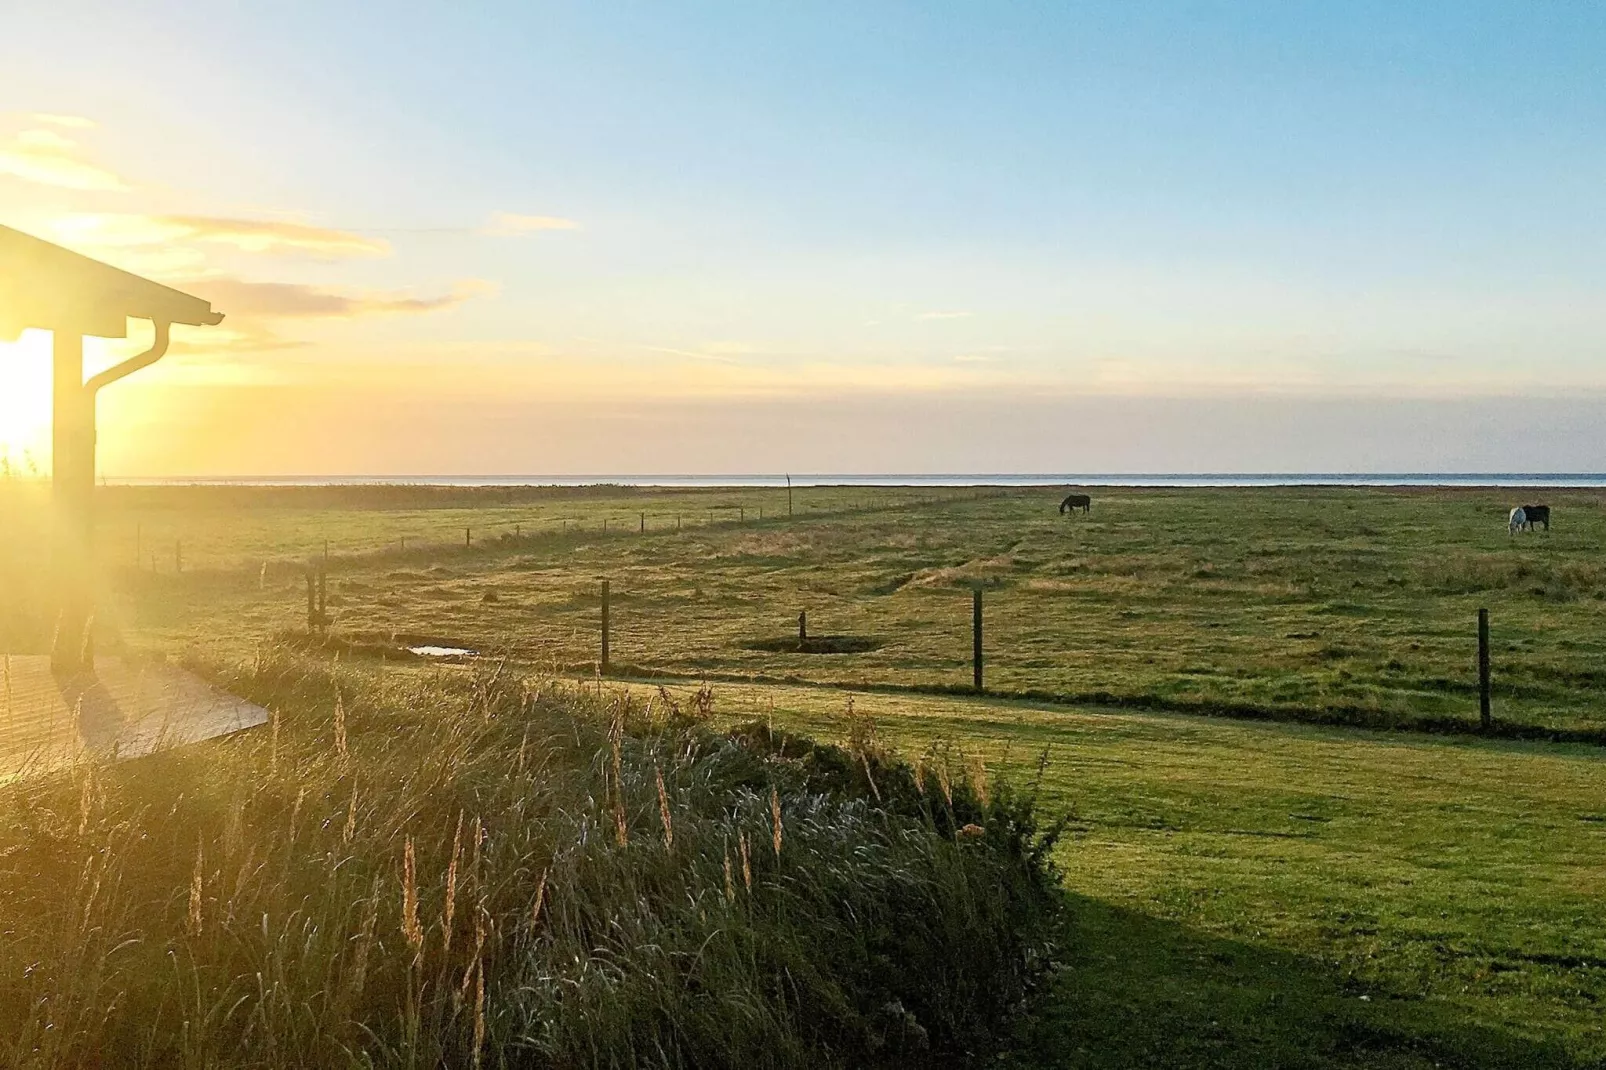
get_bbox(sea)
[103,473,1606,489]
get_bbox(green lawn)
[647,679,1606,1066]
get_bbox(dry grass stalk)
[402,836,423,957]
[459,895,488,1001]
[444,812,464,952]
[76,768,94,837]
[967,754,989,807]
[333,691,348,763]
[739,831,752,891]
[656,766,673,848]
[269,707,279,776]
[342,780,359,845]
[769,787,783,857]
[472,959,487,1070]
[723,848,736,902]
[530,868,548,928]
[187,838,204,936]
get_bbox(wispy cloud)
[52,213,390,258]
[29,113,97,129]
[484,212,581,235]
[160,278,496,354]
[0,127,128,191]
[916,310,973,321]
[183,278,495,319]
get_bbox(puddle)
[408,645,477,658]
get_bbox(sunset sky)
[3,2,1605,476]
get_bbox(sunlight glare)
[0,330,52,472]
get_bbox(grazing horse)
[1521,504,1551,531]
[1509,507,1527,536]
[1059,493,1091,515]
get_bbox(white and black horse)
[1509,504,1551,535]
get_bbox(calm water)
[107,473,1606,488]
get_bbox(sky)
[1,1,1604,476]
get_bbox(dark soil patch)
[745,635,884,655]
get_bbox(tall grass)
[0,648,1063,1068]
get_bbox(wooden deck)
[0,656,268,780]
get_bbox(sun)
[0,330,53,471]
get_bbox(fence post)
[465,527,472,548]
[799,610,807,644]
[972,587,984,692]
[400,536,406,553]
[600,579,611,674]
[323,538,329,563]
[676,514,681,531]
[1478,607,1491,730]
[739,506,745,522]
[640,512,645,533]
[787,474,793,517]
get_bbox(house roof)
[0,224,223,341]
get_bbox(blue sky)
[2,3,1604,474]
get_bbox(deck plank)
[0,656,268,779]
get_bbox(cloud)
[51,213,389,258]
[0,127,129,191]
[183,277,495,319]
[484,212,581,235]
[29,113,97,129]
[916,310,973,320]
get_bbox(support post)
[972,587,984,692]
[786,474,793,517]
[799,610,807,644]
[600,579,611,675]
[640,512,645,533]
[465,527,472,548]
[50,331,94,673]
[1478,607,1491,730]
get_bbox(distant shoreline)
[94,473,1606,489]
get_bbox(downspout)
[85,319,171,394]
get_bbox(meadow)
[4,481,1606,1065]
[23,481,1606,737]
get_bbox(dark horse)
[1521,504,1551,531]
[1059,493,1091,515]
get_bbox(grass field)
[15,481,1606,737]
[5,481,1606,1065]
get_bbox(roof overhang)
[0,224,223,342]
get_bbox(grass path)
[612,677,1606,1066]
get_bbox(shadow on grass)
[1011,895,1580,1070]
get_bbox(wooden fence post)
[799,610,807,644]
[600,579,611,674]
[972,587,984,692]
[1478,607,1491,730]
[739,506,745,522]
[465,527,472,548]
[640,512,645,533]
